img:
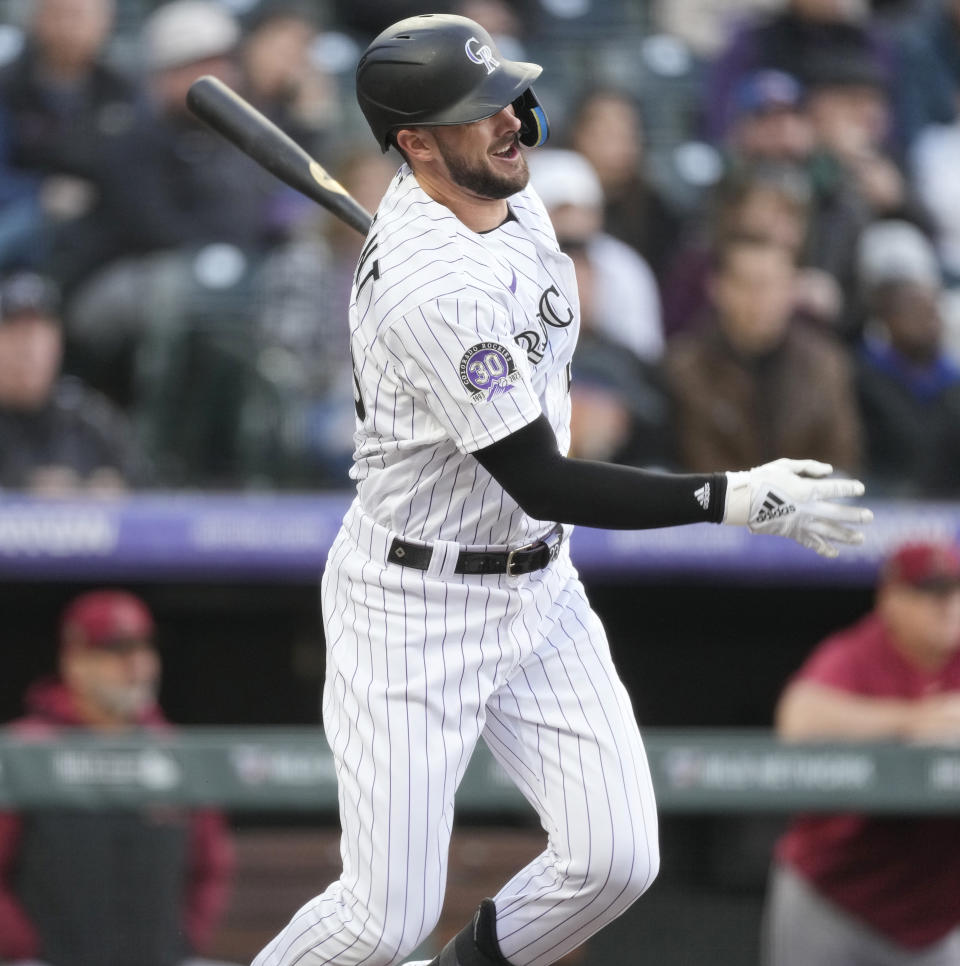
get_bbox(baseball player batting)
[253,14,872,966]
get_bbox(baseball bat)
[186,74,373,237]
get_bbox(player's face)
[431,105,530,200]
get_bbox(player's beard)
[437,134,529,200]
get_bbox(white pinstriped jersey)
[348,163,580,547]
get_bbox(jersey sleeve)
[382,296,542,453]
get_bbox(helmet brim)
[394,59,542,135]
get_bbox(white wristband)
[723,470,751,526]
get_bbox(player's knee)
[580,834,660,903]
[609,838,660,901]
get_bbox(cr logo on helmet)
[465,37,500,74]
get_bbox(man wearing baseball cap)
[728,70,814,167]
[763,540,960,965]
[0,269,143,493]
[0,590,234,966]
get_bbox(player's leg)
[475,558,660,966]
[252,528,495,966]
[408,897,512,966]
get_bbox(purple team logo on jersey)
[459,342,520,404]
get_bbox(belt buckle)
[506,526,563,576]
[506,540,536,577]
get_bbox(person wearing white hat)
[143,0,240,73]
[854,219,960,498]
[142,0,241,118]
[526,148,665,363]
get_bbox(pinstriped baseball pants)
[253,502,660,966]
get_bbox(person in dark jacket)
[0,0,143,289]
[666,233,862,474]
[0,589,235,966]
[853,220,960,498]
[0,270,143,492]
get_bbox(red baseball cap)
[60,590,155,653]
[881,541,960,592]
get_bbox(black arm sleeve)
[472,415,727,529]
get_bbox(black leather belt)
[388,524,564,576]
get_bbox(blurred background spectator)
[665,233,861,473]
[563,235,677,468]
[661,164,825,338]
[61,0,340,487]
[565,86,682,281]
[725,69,814,168]
[801,47,934,335]
[0,589,235,966]
[853,219,960,498]
[0,0,952,499]
[652,0,783,61]
[527,146,665,361]
[235,143,396,489]
[763,540,960,965]
[893,0,960,150]
[525,145,676,468]
[0,269,142,493]
[704,0,890,143]
[0,0,141,291]
[238,0,340,160]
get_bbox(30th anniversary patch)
[459,342,521,404]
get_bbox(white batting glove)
[723,459,873,558]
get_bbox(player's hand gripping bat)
[186,75,374,237]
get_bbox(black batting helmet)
[356,14,549,153]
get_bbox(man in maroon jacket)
[764,540,960,965]
[0,590,234,966]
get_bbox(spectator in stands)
[652,0,783,61]
[239,0,340,159]
[96,0,284,257]
[527,147,664,362]
[804,51,904,219]
[65,0,320,484]
[566,87,682,281]
[705,0,890,143]
[0,269,142,493]
[565,238,676,469]
[853,220,960,498]
[727,70,815,168]
[665,233,861,474]
[236,144,395,489]
[723,72,849,329]
[912,76,960,285]
[718,59,919,336]
[662,165,822,339]
[892,0,960,151]
[0,589,235,966]
[801,49,932,338]
[0,0,142,290]
[763,539,960,965]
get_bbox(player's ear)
[395,127,436,164]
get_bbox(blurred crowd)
[1,0,960,497]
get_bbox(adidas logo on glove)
[754,491,796,524]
